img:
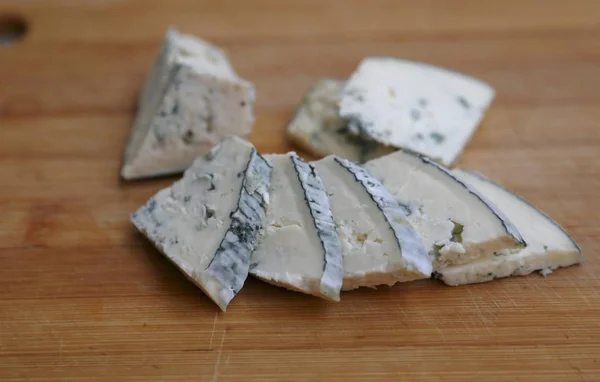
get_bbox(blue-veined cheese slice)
[250,153,343,301]
[339,57,495,166]
[312,156,431,290]
[131,137,271,311]
[439,169,584,285]
[287,79,393,163]
[365,150,524,272]
[122,28,255,180]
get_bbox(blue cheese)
[439,170,583,285]
[365,150,524,272]
[122,28,255,180]
[250,153,343,301]
[287,79,393,163]
[312,156,431,290]
[339,57,495,166]
[131,137,271,311]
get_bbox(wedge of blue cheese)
[122,28,255,180]
[339,57,495,166]
[439,169,584,285]
[312,156,431,290]
[250,153,343,301]
[365,150,525,272]
[287,79,393,163]
[131,137,271,311]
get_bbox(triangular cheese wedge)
[365,150,525,271]
[312,156,431,290]
[439,169,584,285]
[339,57,495,166]
[287,79,393,163]
[250,153,343,301]
[122,28,255,180]
[131,137,271,311]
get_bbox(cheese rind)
[312,156,431,290]
[250,153,343,301]
[131,137,271,311]
[122,28,255,180]
[365,150,524,271]
[438,169,583,285]
[339,57,495,166]
[287,79,393,163]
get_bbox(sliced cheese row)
[132,137,582,311]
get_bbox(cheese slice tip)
[438,169,583,285]
[339,57,495,166]
[122,28,255,180]
[365,149,524,272]
[131,136,271,311]
[250,153,343,301]
[312,156,431,290]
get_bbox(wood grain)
[1,1,599,380]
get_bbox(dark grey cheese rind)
[290,154,344,300]
[203,148,272,299]
[131,136,271,311]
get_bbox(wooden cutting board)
[1,1,599,380]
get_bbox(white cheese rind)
[250,153,343,301]
[131,137,271,311]
[439,169,583,285]
[365,149,524,271]
[122,28,255,180]
[287,79,393,163]
[313,156,431,290]
[339,57,495,166]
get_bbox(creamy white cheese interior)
[438,170,583,285]
[365,150,524,271]
[122,28,255,180]
[131,137,271,311]
[250,153,343,301]
[312,156,431,290]
[339,57,495,166]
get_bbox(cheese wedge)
[312,156,431,290]
[287,79,393,163]
[339,57,495,166]
[365,150,525,271]
[439,169,584,285]
[131,137,271,311]
[122,28,255,180]
[250,153,343,301]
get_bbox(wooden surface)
[1,1,599,380]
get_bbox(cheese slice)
[439,169,584,285]
[131,137,271,311]
[312,156,431,290]
[287,79,393,163]
[122,28,255,180]
[365,150,524,272]
[339,57,495,166]
[250,153,343,301]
